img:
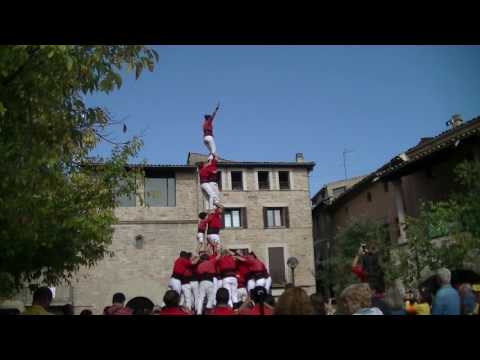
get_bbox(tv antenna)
[342,148,354,180]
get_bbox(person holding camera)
[351,243,391,315]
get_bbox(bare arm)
[211,102,220,121]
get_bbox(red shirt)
[103,305,133,315]
[207,306,236,316]
[207,209,223,229]
[199,159,217,183]
[198,219,208,233]
[236,261,250,288]
[197,258,217,275]
[239,304,273,316]
[218,256,236,273]
[158,307,192,316]
[203,117,213,136]
[352,265,367,282]
[246,257,265,273]
[172,257,192,276]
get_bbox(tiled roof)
[330,116,480,207]
[187,152,315,169]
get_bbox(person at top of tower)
[203,103,220,160]
[199,155,221,211]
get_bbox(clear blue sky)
[87,45,480,196]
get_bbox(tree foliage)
[0,45,158,298]
[397,160,480,288]
[319,219,395,296]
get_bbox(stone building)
[24,152,315,314]
[312,115,480,295]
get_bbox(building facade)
[30,152,316,314]
[312,115,480,295]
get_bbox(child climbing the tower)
[196,212,208,253]
[203,103,220,161]
[206,203,224,254]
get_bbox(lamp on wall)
[287,257,299,286]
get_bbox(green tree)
[321,219,395,296]
[398,160,480,288]
[0,45,158,298]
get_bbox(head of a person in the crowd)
[198,212,207,220]
[80,309,93,315]
[310,293,326,315]
[365,242,378,254]
[62,304,74,315]
[459,283,476,314]
[251,286,267,305]
[179,251,188,258]
[369,276,386,295]
[284,283,294,290]
[265,295,276,308]
[112,292,126,305]
[216,288,230,306]
[437,268,451,286]
[418,287,433,305]
[163,290,181,308]
[199,253,209,261]
[338,283,373,315]
[274,287,314,315]
[385,285,405,311]
[32,287,53,310]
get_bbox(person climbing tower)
[203,102,220,161]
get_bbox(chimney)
[296,153,304,163]
[446,114,463,129]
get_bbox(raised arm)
[211,103,220,121]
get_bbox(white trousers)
[221,276,239,307]
[190,281,199,310]
[197,280,215,315]
[201,182,220,210]
[237,287,248,303]
[265,277,272,293]
[207,234,220,246]
[180,283,193,310]
[197,232,205,244]
[203,135,216,156]
[168,278,182,295]
[247,278,267,293]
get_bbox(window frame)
[223,207,248,229]
[278,171,291,190]
[230,171,244,191]
[143,170,176,207]
[263,207,289,229]
[257,171,270,190]
[266,245,288,286]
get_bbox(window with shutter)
[264,207,288,228]
[224,208,243,228]
[268,247,286,285]
[144,170,176,207]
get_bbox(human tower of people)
[167,104,272,315]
